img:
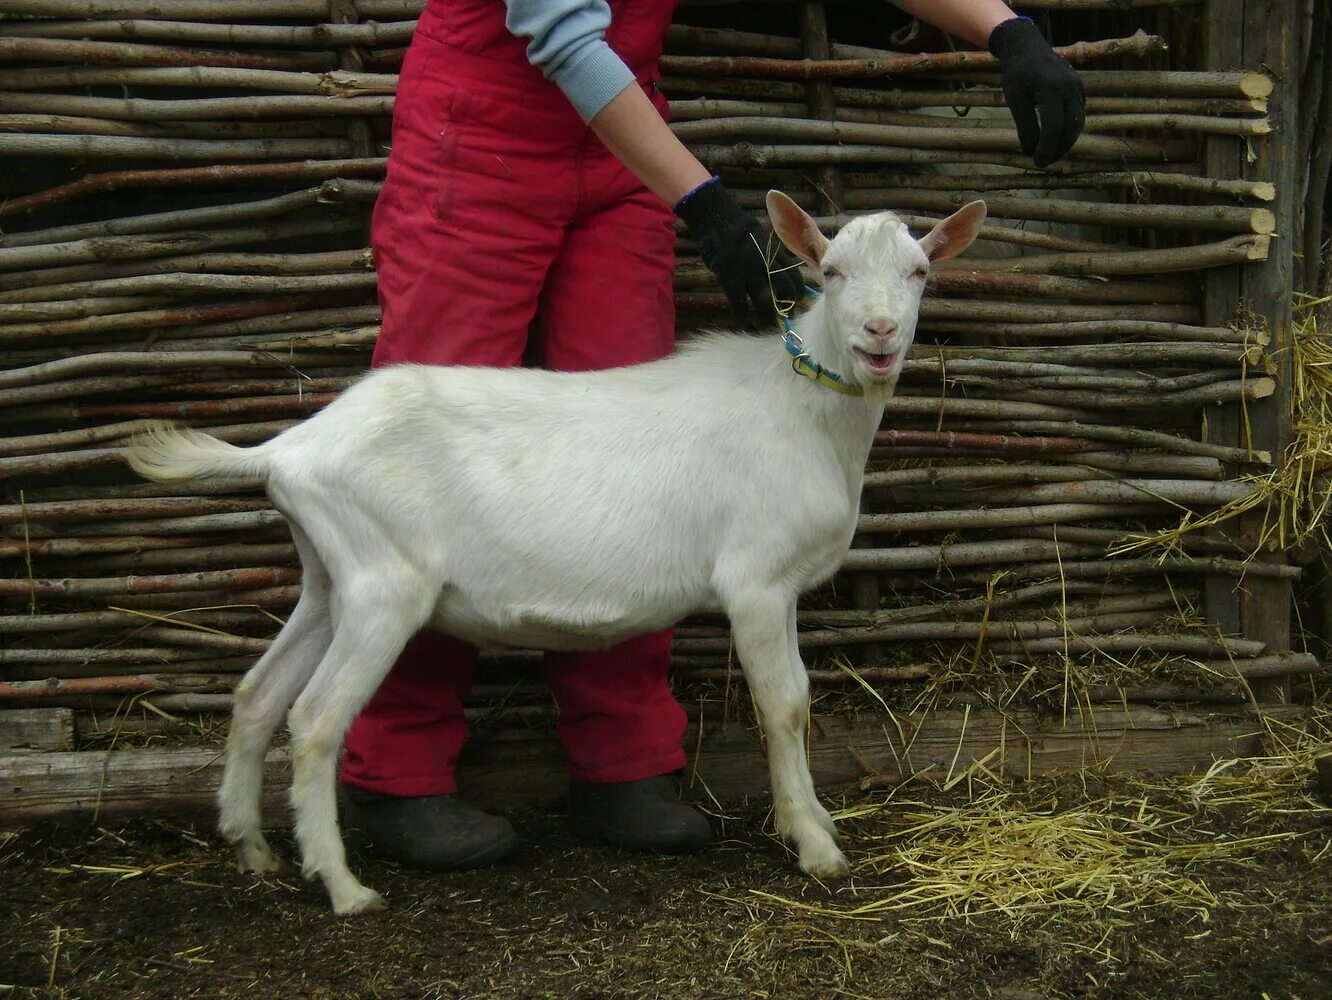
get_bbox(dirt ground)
[3,769,1330,1000]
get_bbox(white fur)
[126,192,985,914]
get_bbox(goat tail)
[126,421,272,483]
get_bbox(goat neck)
[782,295,886,478]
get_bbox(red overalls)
[340,0,687,796]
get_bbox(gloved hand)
[988,17,1086,168]
[675,177,805,328]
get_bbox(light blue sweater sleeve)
[503,0,637,122]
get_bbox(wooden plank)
[0,707,73,753]
[0,706,1300,826]
[1200,0,1247,638]
[1201,0,1297,668]
[1235,1,1297,676]
[800,3,842,214]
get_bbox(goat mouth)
[853,347,898,376]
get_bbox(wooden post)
[800,3,882,662]
[799,4,842,214]
[328,0,378,242]
[1201,0,1297,691]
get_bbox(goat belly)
[429,592,688,653]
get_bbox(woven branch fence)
[0,0,1323,776]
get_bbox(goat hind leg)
[218,529,333,874]
[286,579,434,914]
[729,593,848,879]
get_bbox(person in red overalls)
[341,0,1085,868]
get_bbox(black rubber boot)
[567,775,712,853]
[342,788,518,870]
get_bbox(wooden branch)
[0,158,386,218]
[987,634,1265,657]
[2,183,337,249]
[1085,112,1271,136]
[56,542,298,575]
[673,611,1171,654]
[825,84,1264,115]
[106,585,301,611]
[921,270,1192,304]
[900,361,1234,392]
[0,351,355,390]
[673,116,1177,162]
[0,567,300,599]
[0,65,398,94]
[677,666,933,684]
[0,217,362,274]
[0,534,228,560]
[106,585,300,611]
[659,32,1165,79]
[843,190,1275,236]
[0,299,360,344]
[933,237,1270,278]
[1008,525,1246,556]
[907,341,1256,367]
[691,140,1192,171]
[2,18,418,47]
[1064,69,1274,98]
[967,479,1257,507]
[8,388,346,422]
[914,319,1258,345]
[0,1,419,15]
[0,133,357,160]
[1002,0,1201,7]
[857,504,1159,534]
[672,98,1268,132]
[868,440,1223,478]
[951,420,1269,465]
[0,674,235,701]
[0,608,277,634]
[0,274,375,308]
[907,378,1275,411]
[840,540,1299,579]
[844,169,1274,202]
[0,496,272,526]
[0,36,337,72]
[872,429,1095,452]
[0,114,359,144]
[678,292,1199,324]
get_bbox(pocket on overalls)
[435,114,461,219]
[435,88,527,222]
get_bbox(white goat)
[126,191,986,914]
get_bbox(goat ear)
[918,200,987,263]
[766,190,829,268]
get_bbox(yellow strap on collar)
[787,347,867,397]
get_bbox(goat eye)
[821,266,840,279]
[913,266,929,279]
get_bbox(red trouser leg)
[538,151,687,784]
[339,67,575,796]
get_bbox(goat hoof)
[235,839,283,875]
[799,845,850,881]
[333,886,387,916]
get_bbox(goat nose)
[864,319,898,338]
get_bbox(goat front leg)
[729,592,848,879]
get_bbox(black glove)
[988,17,1086,168]
[675,177,805,328]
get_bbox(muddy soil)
[3,787,1330,1000]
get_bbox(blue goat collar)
[780,287,865,397]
